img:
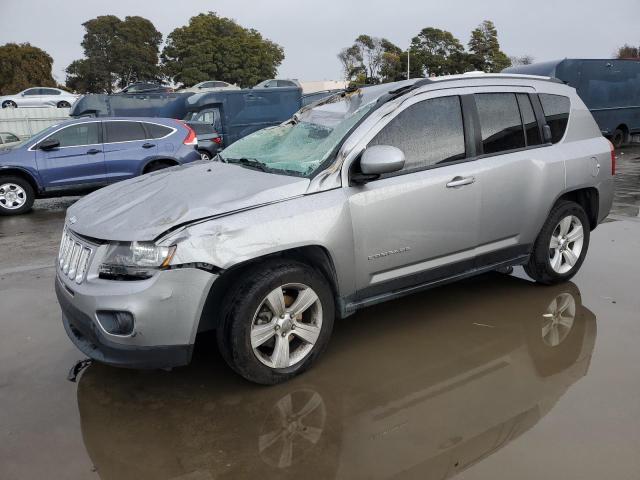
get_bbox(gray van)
[56,74,614,384]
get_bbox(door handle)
[86,148,101,155]
[142,143,155,149]
[446,176,475,188]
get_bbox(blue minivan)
[0,117,200,215]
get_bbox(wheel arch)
[140,157,179,175]
[0,166,41,195]
[555,187,599,230]
[197,245,340,333]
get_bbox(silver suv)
[55,74,614,384]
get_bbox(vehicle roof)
[50,116,184,127]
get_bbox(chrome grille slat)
[57,228,94,284]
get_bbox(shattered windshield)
[220,89,376,177]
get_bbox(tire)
[610,128,626,149]
[0,176,35,215]
[57,101,71,108]
[198,150,211,161]
[524,200,590,284]
[2,100,17,109]
[144,162,173,173]
[216,260,335,385]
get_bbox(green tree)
[338,36,403,84]
[468,20,511,72]
[616,44,639,59]
[162,12,284,88]
[338,45,364,81]
[65,15,162,93]
[410,27,470,76]
[509,54,535,66]
[0,43,56,95]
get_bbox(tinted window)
[23,89,40,96]
[539,94,570,143]
[1,133,20,143]
[475,93,526,154]
[369,96,466,175]
[49,123,100,147]
[105,121,146,143]
[277,80,296,87]
[192,108,222,131]
[516,94,542,146]
[41,88,60,95]
[212,81,228,87]
[144,123,172,139]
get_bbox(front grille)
[58,228,94,284]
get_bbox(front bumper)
[56,267,217,369]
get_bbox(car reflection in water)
[76,273,596,480]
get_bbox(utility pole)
[407,48,410,80]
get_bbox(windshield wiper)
[225,157,269,172]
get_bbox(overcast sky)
[2,0,638,84]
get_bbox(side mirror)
[352,145,405,184]
[543,125,553,143]
[38,138,60,150]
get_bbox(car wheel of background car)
[610,128,627,149]
[199,150,211,161]
[216,260,335,385]
[57,101,71,108]
[0,176,35,215]
[2,100,17,109]
[524,200,590,284]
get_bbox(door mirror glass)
[361,145,405,175]
[38,138,60,150]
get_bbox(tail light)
[182,123,197,146]
[609,140,616,175]
[213,136,222,145]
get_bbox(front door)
[347,94,480,299]
[35,121,106,189]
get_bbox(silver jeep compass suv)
[55,74,614,384]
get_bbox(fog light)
[96,311,135,336]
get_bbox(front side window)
[475,93,526,154]
[105,121,146,143]
[23,89,40,96]
[48,123,100,148]
[368,96,466,175]
[539,94,570,143]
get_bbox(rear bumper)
[57,278,192,369]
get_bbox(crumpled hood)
[68,161,310,241]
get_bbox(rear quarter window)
[144,123,173,139]
[539,94,571,143]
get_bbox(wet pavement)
[1,147,640,480]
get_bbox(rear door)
[35,121,106,189]
[103,120,154,183]
[471,90,549,264]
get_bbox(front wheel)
[217,261,335,384]
[2,100,17,109]
[0,176,35,215]
[524,200,590,284]
[198,150,211,161]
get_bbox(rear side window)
[144,123,173,139]
[475,93,526,154]
[516,94,542,146]
[539,94,570,143]
[49,123,100,147]
[369,96,466,175]
[41,88,61,95]
[105,121,146,143]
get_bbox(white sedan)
[180,81,240,94]
[0,87,79,109]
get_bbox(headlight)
[99,242,176,280]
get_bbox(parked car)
[0,87,78,109]
[56,74,614,385]
[0,117,199,215]
[181,81,240,93]
[504,59,640,147]
[0,131,21,147]
[115,82,173,94]
[186,121,222,160]
[254,79,302,89]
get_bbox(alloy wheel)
[548,215,584,274]
[541,292,576,347]
[251,283,323,369]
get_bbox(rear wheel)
[0,176,35,215]
[524,201,590,284]
[198,150,211,161]
[610,128,626,149]
[57,101,71,108]
[217,261,335,384]
[144,161,175,173]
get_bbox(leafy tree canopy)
[0,43,56,95]
[338,36,403,84]
[616,44,639,59]
[468,20,511,72]
[66,15,163,93]
[410,27,469,76]
[161,12,284,88]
